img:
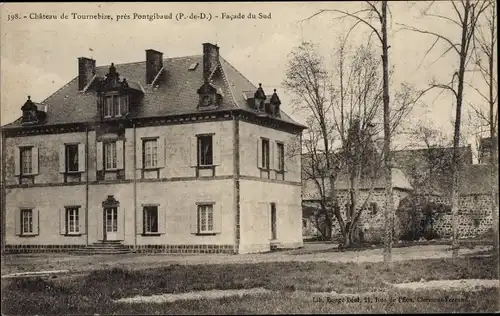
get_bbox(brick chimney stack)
[146,49,164,85]
[202,43,220,81]
[78,57,96,91]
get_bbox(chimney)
[146,49,164,84]
[78,57,96,91]
[202,43,220,81]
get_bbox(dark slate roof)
[3,55,303,129]
[458,164,497,195]
[392,146,492,195]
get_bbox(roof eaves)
[218,59,239,108]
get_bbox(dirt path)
[1,244,493,276]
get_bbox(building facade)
[1,43,305,254]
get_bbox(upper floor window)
[198,135,213,166]
[103,94,128,118]
[59,143,85,177]
[276,142,285,172]
[261,139,270,170]
[104,142,117,170]
[20,147,33,175]
[66,144,79,172]
[143,139,158,169]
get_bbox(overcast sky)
[0,2,494,155]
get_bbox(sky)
[0,2,495,157]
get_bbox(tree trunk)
[451,0,471,258]
[488,3,499,252]
[381,1,393,268]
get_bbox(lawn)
[1,256,498,315]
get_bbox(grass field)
[2,256,498,315]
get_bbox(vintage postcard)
[0,1,498,314]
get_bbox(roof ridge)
[95,55,203,69]
[219,57,256,90]
[392,145,471,153]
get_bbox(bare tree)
[333,40,384,247]
[285,41,339,241]
[399,0,490,258]
[299,0,395,267]
[469,0,498,252]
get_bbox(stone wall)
[303,188,409,243]
[402,194,493,239]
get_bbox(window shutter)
[190,136,198,167]
[213,134,221,166]
[257,139,262,168]
[15,210,21,236]
[157,137,165,168]
[60,208,66,235]
[213,204,222,234]
[32,147,39,175]
[270,142,276,170]
[79,208,87,234]
[158,206,166,234]
[14,147,21,176]
[96,142,103,171]
[136,138,143,169]
[58,145,66,173]
[33,209,39,235]
[190,206,198,234]
[97,211,104,241]
[117,207,125,240]
[78,143,86,172]
[136,207,143,235]
[116,140,124,170]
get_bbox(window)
[104,142,117,170]
[261,139,270,169]
[66,207,80,234]
[20,147,32,175]
[198,135,213,166]
[66,144,79,172]
[21,209,33,234]
[197,204,214,233]
[104,94,128,118]
[144,206,158,233]
[270,203,277,240]
[143,139,158,169]
[277,142,285,172]
[105,207,118,233]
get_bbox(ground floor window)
[144,206,159,233]
[198,204,214,233]
[21,209,33,234]
[66,207,80,234]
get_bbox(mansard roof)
[3,55,303,130]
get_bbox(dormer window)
[21,96,45,125]
[103,93,128,118]
[254,83,266,112]
[197,81,222,110]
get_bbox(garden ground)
[0,242,493,276]
[1,254,499,314]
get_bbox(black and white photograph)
[0,1,498,314]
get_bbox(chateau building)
[1,43,305,254]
